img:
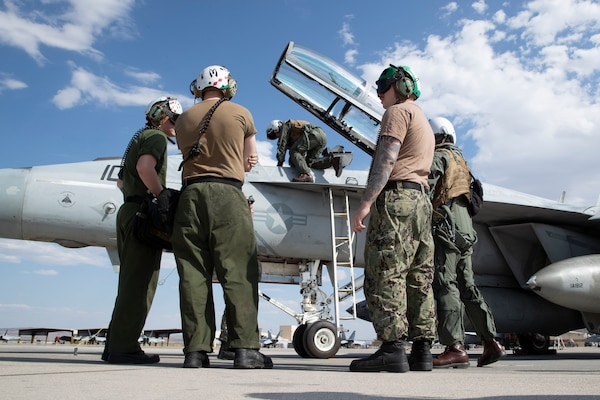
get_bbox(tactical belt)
[124,195,145,204]
[184,176,243,190]
[384,180,428,194]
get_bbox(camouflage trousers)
[364,187,437,343]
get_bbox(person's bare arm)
[244,135,258,172]
[351,135,401,232]
[136,154,163,196]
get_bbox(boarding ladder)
[327,187,358,336]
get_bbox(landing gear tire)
[303,321,341,359]
[292,324,310,358]
[519,333,550,354]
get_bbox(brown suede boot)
[433,343,470,369]
[292,173,313,183]
[478,339,506,367]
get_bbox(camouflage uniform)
[364,185,437,342]
[429,144,497,346]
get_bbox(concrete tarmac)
[1,343,599,399]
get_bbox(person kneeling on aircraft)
[266,119,352,183]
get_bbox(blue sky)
[0,1,599,342]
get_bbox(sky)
[0,0,599,343]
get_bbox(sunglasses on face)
[376,77,396,95]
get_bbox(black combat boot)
[408,339,433,371]
[349,340,409,373]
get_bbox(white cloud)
[345,49,359,65]
[0,73,27,92]
[339,18,359,66]
[256,140,277,166]
[0,303,31,310]
[32,269,59,276]
[358,0,600,205]
[472,0,488,14]
[339,21,355,46]
[507,0,600,47]
[441,2,459,17]
[51,64,191,110]
[124,68,161,84]
[0,238,109,268]
[0,0,136,64]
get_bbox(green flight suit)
[276,120,330,174]
[429,144,497,346]
[108,127,168,354]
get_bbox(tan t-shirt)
[379,101,434,188]
[176,99,256,183]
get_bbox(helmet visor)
[375,65,400,95]
[376,76,397,95]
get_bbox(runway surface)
[1,343,599,399]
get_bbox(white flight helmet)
[145,96,183,127]
[190,65,237,99]
[266,120,282,140]
[429,117,456,144]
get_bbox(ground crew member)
[428,116,506,368]
[172,65,272,369]
[266,119,349,182]
[350,64,436,373]
[104,96,181,364]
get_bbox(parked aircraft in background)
[94,335,107,344]
[260,331,280,348]
[139,335,165,346]
[583,334,600,344]
[1,41,599,358]
[1,330,21,342]
[340,330,355,348]
[74,330,92,344]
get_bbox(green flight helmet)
[376,64,421,100]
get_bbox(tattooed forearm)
[362,135,401,203]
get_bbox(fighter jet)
[340,330,356,348]
[260,330,280,348]
[1,41,599,358]
[0,329,21,343]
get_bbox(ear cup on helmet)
[147,104,164,123]
[222,76,237,99]
[190,79,203,98]
[393,69,414,98]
